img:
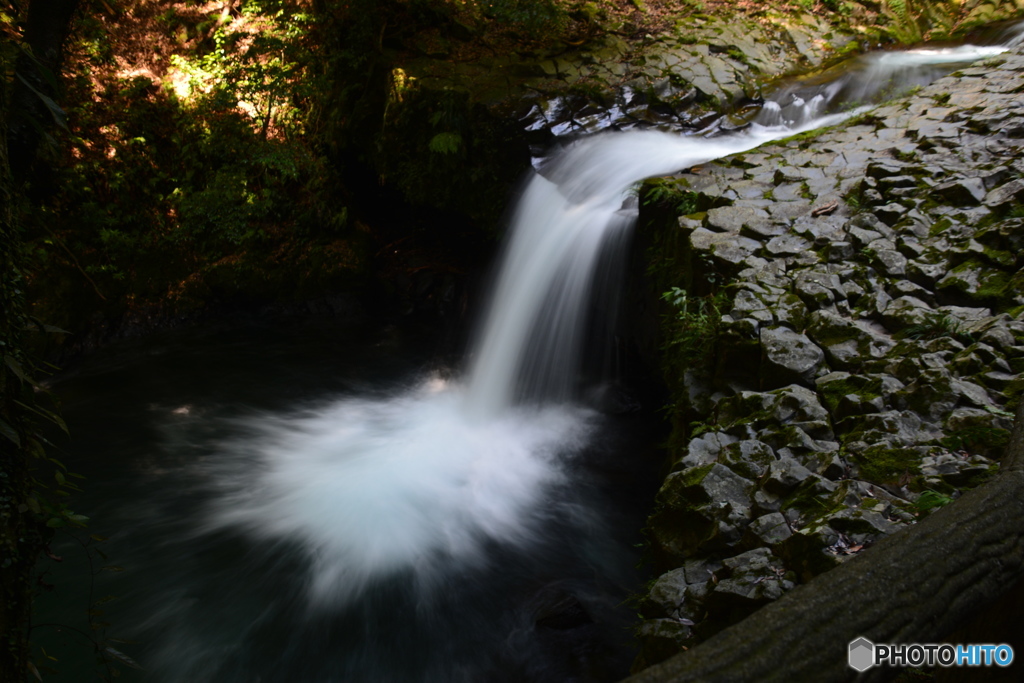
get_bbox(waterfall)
[466,24,1024,416]
[64,24,1024,683]
[464,122,854,417]
[199,27,1021,607]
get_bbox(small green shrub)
[909,489,954,516]
[643,179,700,215]
[898,314,975,344]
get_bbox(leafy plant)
[28,1,360,335]
[32,534,142,681]
[899,314,975,344]
[475,0,568,39]
[168,2,316,138]
[881,0,1020,44]
[643,178,700,215]
[908,489,954,515]
[660,286,729,367]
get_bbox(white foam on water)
[202,381,594,604]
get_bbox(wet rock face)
[637,48,1024,669]
[405,14,850,167]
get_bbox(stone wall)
[633,46,1024,673]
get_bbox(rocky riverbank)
[632,43,1024,671]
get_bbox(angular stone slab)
[623,404,1024,683]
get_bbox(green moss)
[808,325,855,349]
[976,270,1012,304]
[819,377,882,413]
[940,427,1010,455]
[778,292,809,329]
[853,445,920,487]
[891,147,918,162]
[724,155,757,170]
[780,480,842,521]
[1007,378,1023,412]
[713,394,774,430]
[725,47,748,64]
[929,217,952,236]
[960,465,998,489]
[767,114,862,148]
[938,259,1015,309]
[981,247,1015,268]
[678,463,716,489]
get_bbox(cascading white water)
[757,41,1013,128]
[464,124,850,417]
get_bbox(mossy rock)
[817,372,884,416]
[940,426,1011,460]
[777,525,843,583]
[936,258,1015,310]
[647,463,755,565]
[780,476,840,519]
[852,444,921,487]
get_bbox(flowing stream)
[35,25,1022,683]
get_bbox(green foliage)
[898,314,975,344]
[821,0,856,16]
[429,131,463,154]
[168,0,316,137]
[475,0,569,39]
[844,190,862,210]
[376,83,524,227]
[908,489,954,515]
[29,2,363,333]
[643,178,700,215]
[660,286,730,383]
[880,0,1022,44]
[2,8,96,676]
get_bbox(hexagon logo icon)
[849,637,875,672]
